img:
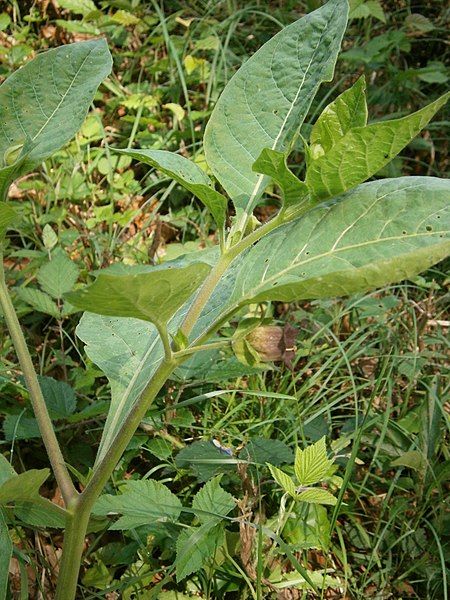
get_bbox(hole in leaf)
[402,231,407,235]
[426,225,432,232]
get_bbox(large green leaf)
[67,262,211,327]
[93,479,182,529]
[309,75,367,158]
[175,521,224,582]
[192,476,235,524]
[0,469,49,503]
[252,149,310,214]
[114,149,228,229]
[75,251,218,464]
[0,39,112,199]
[306,92,449,199]
[203,0,348,219]
[228,177,450,307]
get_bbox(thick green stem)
[0,262,77,505]
[54,357,177,600]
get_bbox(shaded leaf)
[175,440,236,482]
[240,438,293,466]
[16,287,60,318]
[204,0,348,217]
[3,414,41,440]
[38,376,77,419]
[115,149,228,229]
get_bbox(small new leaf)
[268,464,297,497]
[294,437,333,486]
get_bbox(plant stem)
[0,262,77,505]
[54,357,177,600]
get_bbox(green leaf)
[268,465,297,496]
[16,287,61,318]
[13,500,67,528]
[227,177,450,306]
[114,149,228,229]
[310,75,367,158]
[37,248,79,299]
[203,0,348,218]
[58,0,96,15]
[0,469,49,504]
[175,440,236,482]
[295,488,337,506]
[192,476,235,524]
[391,450,426,472]
[294,437,333,486]
[38,376,77,419]
[3,414,41,440]
[0,510,12,600]
[252,149,310,213]
[0,201,16,240]
[67,262,211,326]
[0,39,112,196]
[306,92,449,199]
[93,479,182,530]
[175,521,224,582]
[0,455,15,486]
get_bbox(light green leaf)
[175,521,224,582]
[252,149,310,213]
[42,224,58,250]
[58,0,96,15]
[16,287,61,318]
[37,248,79,299]
[0,455,15,486]
[227,177,450,306]
[310,75,367,158]
[93,479,182,530]
[67,262,211,326]
[204,0,348,218]
[0,469,49,504]
[0,510,12,600]
[295,488,337,506]
[114,149,227,229]
[349,0,385,22]
[0,39,112,197]
[306,92,449,199]
[0,201,16,241]
[294,437,333,486]
[268,465,297,496]
[192,476,235,524]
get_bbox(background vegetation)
[0,0,448,598]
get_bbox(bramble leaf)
[295,488,337,506]
[93,479,182,530]
[268,465,297,496]
[204,0,348,219]
[294,437,333,486]
[115,149,228,229]
[175,521,224,582]
[306,92,449,199]
[310,75,367,158]
[192,476,235,524]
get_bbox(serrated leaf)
[13,499,67,528]
[0,469,49,504]
[226,177,450,306]
[0,510,12,599]
[192,476,235,524]
[16,287,60,317]
[0,201,16,240]
[0,39,112,195]
[114,149,227,229]
[306,92,449,199]
[37,249,79,299]
[268,465,297,496]
[42,224,58,250]
[93,479,182,529]
[3,414,41,440]
[294,437,332,486]
[295,488,337,506]
[252,149,310,213]
[175,521,224,582]
[310,75,367,158]
[67,262,211,326]
[204,0,348,219]
[240,438,293,466]
[38,376,76,419]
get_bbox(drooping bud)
[233,322,298,368]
